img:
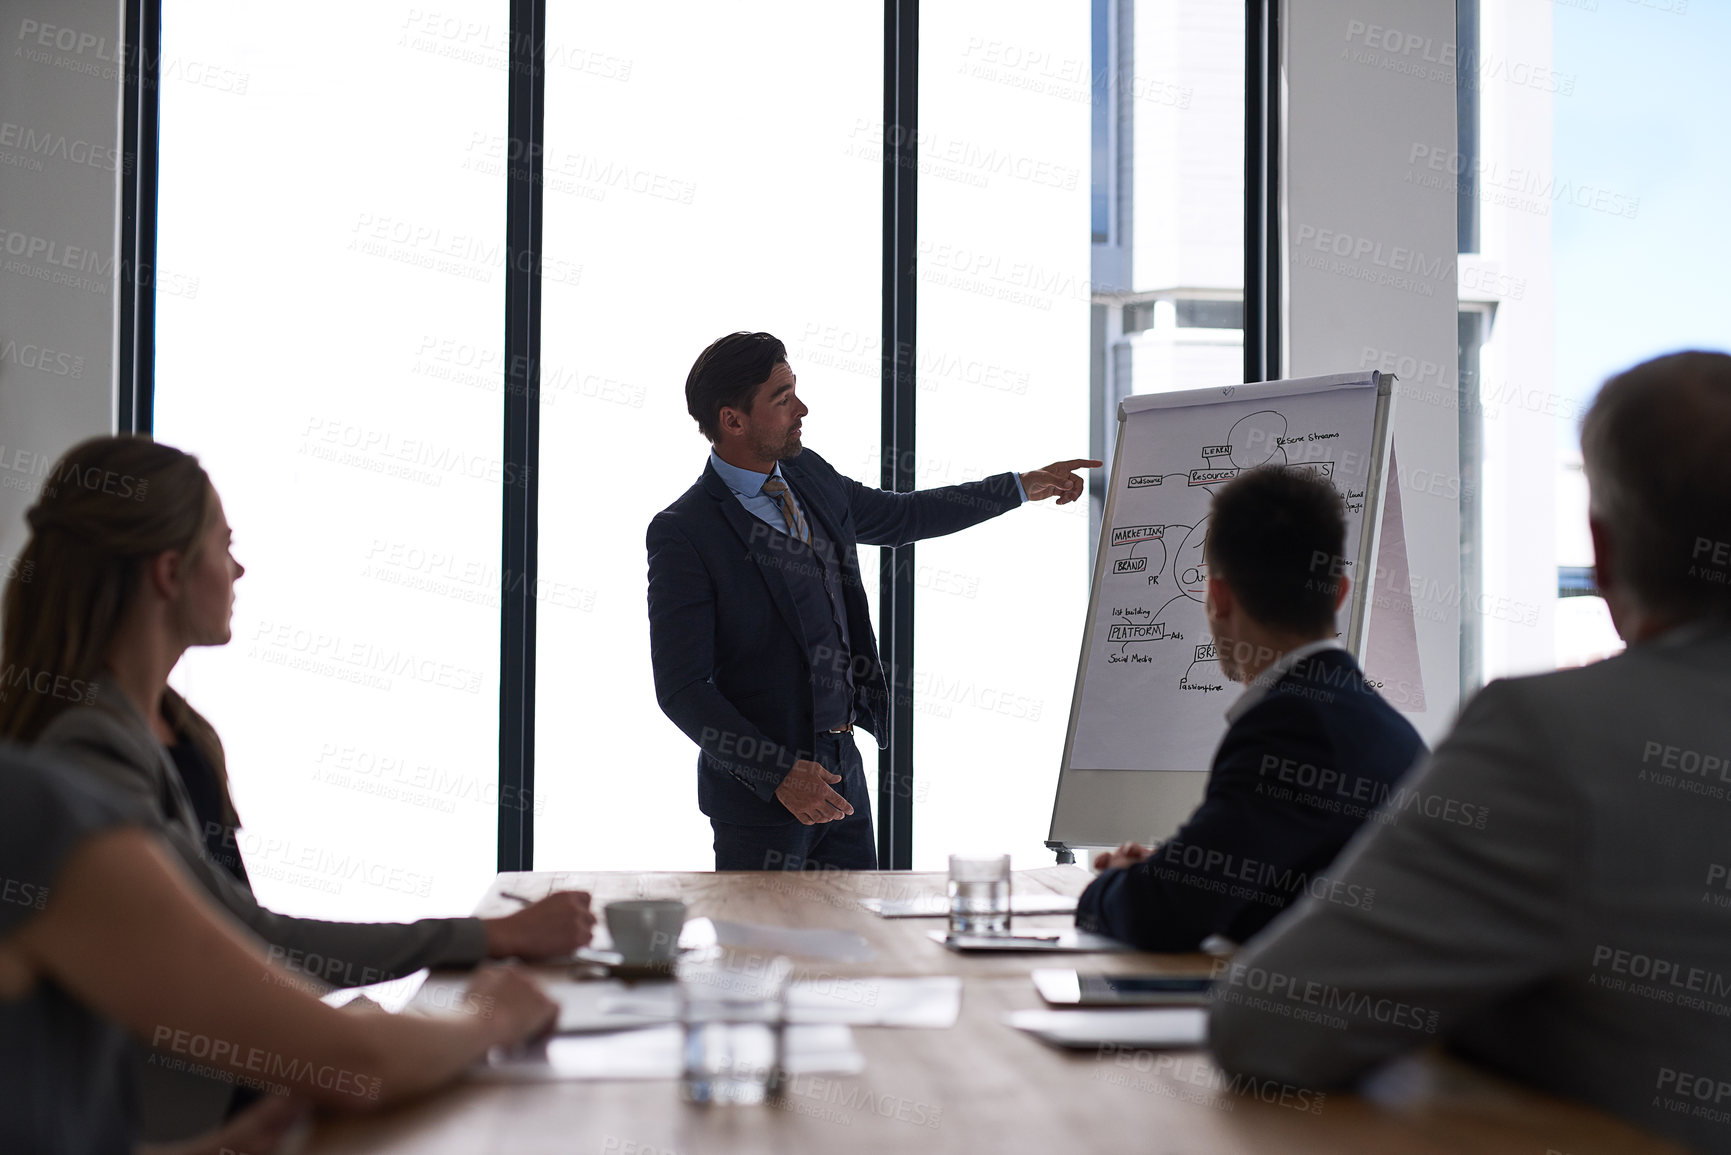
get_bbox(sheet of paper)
[787,976,962,1028]
[477,1024,864,1082]
[699,917,876,964]
[1070,377,1386,771]
[1006,1008,1208,1050]
[570,976,963,1031]
[327,969,430,1014]
[515,917,874,967]
[552,979,677,1034]
[927,929,1134,953]
[859,894,1079,918]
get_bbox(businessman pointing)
[647,331,1098,871]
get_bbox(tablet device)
[1007,1008,1208,1050]
[1033,968,1213,1006]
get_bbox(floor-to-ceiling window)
[1454,1,1731,682]
[531,4,883,870]
[155,2,506,919]
[145,2,1251,878]
[912,1,1244,868]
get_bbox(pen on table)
[499,890,535,906]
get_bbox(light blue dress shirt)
[709,450,797,534]
[708,449,1027,533]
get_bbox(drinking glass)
[949,853,1012,936]
[679,954,793,1104]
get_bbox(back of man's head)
[1581,350,1731,626]
[1206,465,1347,637]
[685,331,787,442]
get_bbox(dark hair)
[685,331,787,441]
[1580,350,1731,624]
[1205,465,1346,635]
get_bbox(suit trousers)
[710,731,878,870]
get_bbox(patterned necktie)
[760,475,811,544]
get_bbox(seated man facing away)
[1077,466,1426,951]
[1209,352,1731,1153]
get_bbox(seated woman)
[0,742,555,1155]
[0,435,591,1139]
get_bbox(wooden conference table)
[306,867,1682,1155]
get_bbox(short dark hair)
[1205,465,1346,635]
[1581,350,1731,624]
[685,331,787,442]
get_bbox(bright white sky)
[1552,2,1731,425]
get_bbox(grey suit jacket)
[36,687,489,982]
[36,687,489,1140]
[1208,624,1731,1152]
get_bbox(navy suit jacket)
[647,449,1022,825]
[1076,648,1427,951]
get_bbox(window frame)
[120,0,1268,872]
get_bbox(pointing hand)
[1021,459,1102,505]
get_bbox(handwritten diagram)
[1065,377,1386,784]
[1096,407,1354,697]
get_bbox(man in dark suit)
[1076,465,1426,950]
[647,331,1097,871]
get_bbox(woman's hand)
[462,963,558,1048]
[482,890,597,959]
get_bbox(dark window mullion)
[119,0,162,434]
[499,0,545,874]
[1244,0,1281,384]
[878,0,918,871]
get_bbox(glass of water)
[949,853,1012,936]
[679,954,792,1105]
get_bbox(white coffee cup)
[605,899,687,964]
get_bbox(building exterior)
[1089,0,1601,696]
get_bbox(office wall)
[0,0,122,577]
[1284,0,1463,741]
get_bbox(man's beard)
[1210,627,1242,682]
[753,428,803,462]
